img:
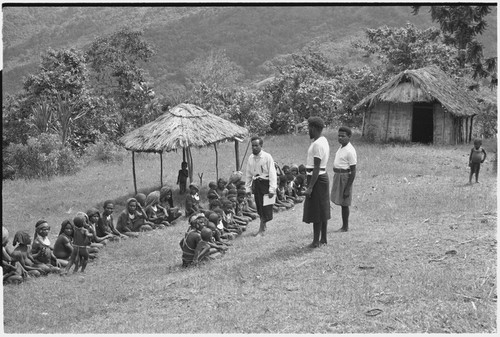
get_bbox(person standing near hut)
[302,117,331,248]
[244,136,277,237]
[331,126,357,232]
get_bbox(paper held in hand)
[263,194,276,206]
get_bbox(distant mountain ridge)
[2,5,497,98]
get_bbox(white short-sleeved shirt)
[306,136,330,175]
[333,142,357,169]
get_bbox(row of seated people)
[3,166,311,282]
[179,166,309,267]
[184,163,309,217]
[2,187,183,283]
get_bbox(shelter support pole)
[234,140,240,171]
[186,147,194,183]
[214,143,219,182]
[183,148,186,163]
[132,151,137,195]
[160,151,163,187]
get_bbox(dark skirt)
[302,173,331,223]
[253,179,273,222]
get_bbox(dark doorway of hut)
[412,103,434,144]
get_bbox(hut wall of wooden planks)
[356,66,480,145]
[362,102,473,144]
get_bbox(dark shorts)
[253,179,273,222]
[302,173,331,223]
[470,162,481,174]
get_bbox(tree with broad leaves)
[261,49,343,134]
[411,5,496,79]
[353,23,460,77]
[85,27,156,132]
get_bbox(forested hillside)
[4,5,496,98]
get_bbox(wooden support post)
[132,151,137,195]
[182,148,186,163]
[160,151,163,187]
[186,147,194,183]
[234,140,240,171]
[214,143,219,182]
[385,104,391,142]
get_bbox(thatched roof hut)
[354,66,481,144]
[119,103,249,193]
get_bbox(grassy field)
[2,130,497,333]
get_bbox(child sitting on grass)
[87,208,113,246]
[185,184,203,217]
[144,191,171,228]
[99,200,128,241]
[180,213,205,267]
[193,227,226,265]
[216,178,229,199]
[53,220,74,267]
[159,187,182,223]
[3,227,37,283]
[10,231,44,276]
[63,215,93,274]
[237,190,258,220]
[220,198,246,234]
[31,220,61,274]
[116,198,150,236]
[207,181,220,205]
[276,175,296,208]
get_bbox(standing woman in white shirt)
[302,117,331,248]
[331,126,357,232]
[244,136,277,237]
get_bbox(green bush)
[6,133,80,179]
[83,134,126,163]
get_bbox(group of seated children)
[180,172,261,267]
[3,164,310,281]
[2,187,183,283]
[274,163,307,211]
[179,164,308,267]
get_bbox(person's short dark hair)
[308,116,325,131]
[338,126,352,137]
[251,136,263,146]
[473,138,482,145]
[201,227,213,241]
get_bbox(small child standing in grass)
[469,138,487,184]
[177,161,189,194]
[64,216,93,274]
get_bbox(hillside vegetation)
[4,5,496,98]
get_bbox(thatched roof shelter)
[119,103,249,193]
[354,66,480,116]
[353,66,481,144]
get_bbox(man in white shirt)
[245,136,277,237]
[302,117,331,248]
[331,126,357,232]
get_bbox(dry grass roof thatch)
[119,103,249,152]
[354,66,480,116]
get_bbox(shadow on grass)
[241,239,320,268]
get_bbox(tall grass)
[2,130,496,333]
